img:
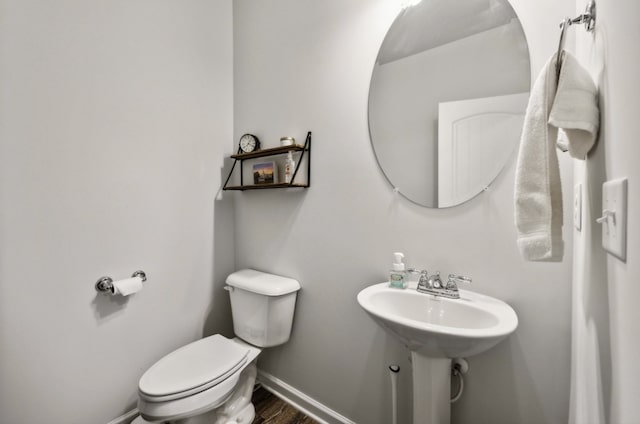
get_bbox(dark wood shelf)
[230,144,306,160]
[224,183,309,191]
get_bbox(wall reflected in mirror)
[368,0,530,208]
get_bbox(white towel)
[549,51,599,159]
[514,53,564,262]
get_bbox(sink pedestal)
[411,353,452,424]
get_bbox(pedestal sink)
[357,282,518,424]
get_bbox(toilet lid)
[139,334,249,398]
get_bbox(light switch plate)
[574,183,582,231]
[601,178,627,261]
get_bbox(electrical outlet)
[600,178,627,261]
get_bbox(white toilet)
[132,269,301,424]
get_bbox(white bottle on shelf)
[284,151,295,184]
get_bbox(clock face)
[239,134,259,153]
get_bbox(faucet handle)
[446,274,472,290]
[417,270,430,288]
[448,274,472,283]
[408,268,428,284]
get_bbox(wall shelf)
[223,131,312,191]
[224,183,309,191]
[230,144,307,160]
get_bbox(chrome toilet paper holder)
[95,270,147,294]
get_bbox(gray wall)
[233,0,574,423]
[0,1,234,423]
[570,0,640,422]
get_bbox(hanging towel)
[514,53,564,262]
[549,51,599,159]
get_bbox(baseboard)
[106,408,139,424]
[257,370,356,424]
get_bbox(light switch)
[574,184,582,231]
[599,178,627,261]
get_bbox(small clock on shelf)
[238,133,260,154]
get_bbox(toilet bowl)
[132,269,300,424]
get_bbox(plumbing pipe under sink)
[389,365,400,424]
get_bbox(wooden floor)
[252,385,319,424]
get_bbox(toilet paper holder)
[95,270,147,294]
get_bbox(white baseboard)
[106,408,139,424]
[257,370,356,424]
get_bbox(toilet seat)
[138,371,242,422]
[139,334,249,402]
[137,337,261,423]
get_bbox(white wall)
[233,0,574,423]
[570,0,640,422]
[0,1,234,423]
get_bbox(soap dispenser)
[389,252,407,289]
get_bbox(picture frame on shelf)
[252,161,277,185]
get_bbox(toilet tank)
[226,269,301,348]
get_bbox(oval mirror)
[368,0,530,208]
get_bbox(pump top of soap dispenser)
[392,252,405,271]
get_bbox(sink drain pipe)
[388,364,400,424]
[450,358,469,404]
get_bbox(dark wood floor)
[252,385,319,424]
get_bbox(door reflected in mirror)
[368,0,530,208]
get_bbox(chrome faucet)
[416,271,472,299]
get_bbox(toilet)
[132,269,301,424]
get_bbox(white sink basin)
[357,282,518,358]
